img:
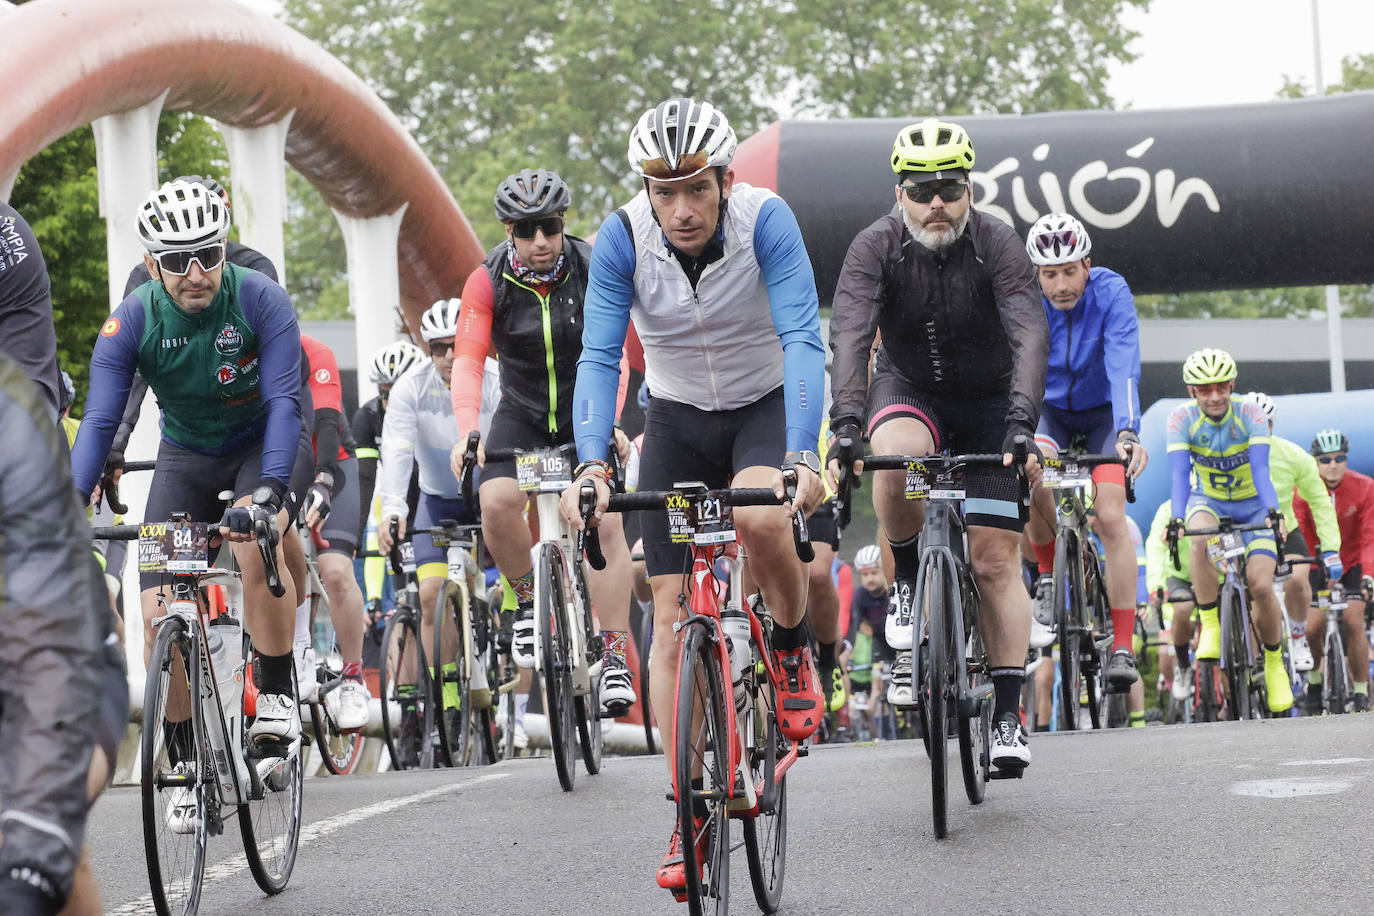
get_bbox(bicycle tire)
[379,609,435,770]
[743,656,787,913]
[921,550,950,839]
[957,604,990,805]
[1325,629,1348,715]
[1053,531,1084,730]
[1196,663,1221,722]
[639,602,657,754]
[309,678,364,775]
[574,567,603,775]
[537,542,578,791]
[1221,585,1252,721]
[238,636,303,895]
[431,579,461,767]
[142,618,208,916]
[675,623,731,916]
[915,639,932,759]
[1082,548,1109,730]
[476,602,500,764]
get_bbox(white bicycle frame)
[531,488,602,695]
[444,535,492,702]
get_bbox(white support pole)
[218,112,294,289]
[333,205,409,407]
[91,92,168,686]
[1312,0,1345,392]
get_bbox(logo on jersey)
[215,324,243,356]
[314,367,332,385]
[216,364,238,385]
[101,317,121,337]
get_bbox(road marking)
[1279,757,1371,767]
[107,772,510,914]
[1229,778,1353,798]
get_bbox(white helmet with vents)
[420,298,461,342]
[628,98,737,182]
[136,179,230,252]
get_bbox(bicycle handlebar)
[1043,449,1135,503]
[862,435,1033,508]
[1167,517,1278,569]
[91,515,283,596]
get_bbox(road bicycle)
[375,535,439,770]
[298,524,364,775]
[583,470,814,916]
[478,440,603,792]
[95,511,301,916]
[1312,578,1352,715]
[1169,516,1277,721]
[858,443,1030,839]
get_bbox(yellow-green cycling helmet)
[1181,348,1237,385]
[891,118,975,175]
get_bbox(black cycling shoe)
[1354,692,1372,713]
[1104,649,1140,693]
[1305,683,1324,716]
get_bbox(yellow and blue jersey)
[1165,394,1279,519]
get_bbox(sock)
[602,629,627,663]
[770,621,806,652]
[514,692,529,723]
[1174,644,1192,668]
[501,575,518,612]
[690,776,708,821]
[341,660,363,681]
[511,570,535,606]
[1111,608,1136,653]
[1129,710,1146,728]
[163,719,192,763]
[1354,681,1369,696]
[1263,643,1282,660]
[442,662,459,708]
[256,650,295,697]
[1031,539,1055,576]
[1308,669,1323,686]
[295,598,312,647]
[817,640,838,670]
[990,667,1025,721]
[889,533,920,581]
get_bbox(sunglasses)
[638,148,711,181]
[511,217,565,240]
[429,340,455,357]
[1317,454,1348,465]
[154,243,226,276]
[900,182,968,204]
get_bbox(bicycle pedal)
[989,767,1024,780]
[795,744,808,758]
[958,684,993,717]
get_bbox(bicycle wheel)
[675,623,731,916]
[309,675,364,776]
[1082,552,1109,730]
[1324,630,1348,714]
[142,618,208,916]
[434,578,490,767]
[920,550,950,839]
[1196,663,1221,722]
[574,570,603,775]
[1221,586,1252,721]
[537,542,578,791]
[639,602,657,754]
[958,605,990,805]
[915,638,932,759]
[379,609,435,770]
[238,637,303,895]
[743,656,787,913]
[1053,531,1084,730]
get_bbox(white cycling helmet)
[370,341,425,385]
[1025,212,1091,266]
[136,179,230,252]
[854,544,882,571]
[420,298,461,342]
[628,98,737,182]
[1242,391,1276,424]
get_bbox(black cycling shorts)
[806,500,839,551]
[320,455,360,558]
[639,387,786,577]
[865,371,1026,532]
[483,401,574,481]
[1309,563,1363,596]
[1283,528,1309,559]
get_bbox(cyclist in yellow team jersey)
[1164,348,1292,713]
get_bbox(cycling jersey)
[828,207,1046,441]
[71,264,302,497]
[301,333,357,477]
[1041,266,1140,434]
[1294,467,1374,575]
[0,202,60,418]
[1269,434,1340,551]
[574,184,824,462]
[1166,395,1278,519]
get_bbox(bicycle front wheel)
[675,622,731,916]
[379,609,435,770]
[574,568,603,775]
[537,542,578,791]
[142,618,208,916]
[238,637,303,895]
[743,647,787,913]
[1221,585,1253,721]
[1053,532,1085,730]
[920,551,950,839]
[1324,630,1348,715]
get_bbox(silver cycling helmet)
[419,298,461,343]
[494,168,570,221]
[628,98,737,182]
[136,178,230,252]
[370,341,425,385]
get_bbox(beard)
[903,207,970,252]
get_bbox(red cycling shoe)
[656,816,710,900]
[770,644,823,741]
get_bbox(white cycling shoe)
[326,679,371,732]
[512,607,536,669]
[600,661,636,716]
[885,580,916,651]
[250,693,302,752]
[887,651,916,707]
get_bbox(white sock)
[294,598,311,649]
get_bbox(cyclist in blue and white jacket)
[557,98,826,899]
[1022,213,1149,692]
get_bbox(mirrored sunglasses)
[154,243,226,276]
[900,182,968,204]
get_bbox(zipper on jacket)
[1064,311,1074,412]
[504,274,560,433]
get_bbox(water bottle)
[720,610,751,712]
[208,617,248,787]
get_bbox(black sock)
[690,777,708,820]
[256,650,295,696]
[1263,642,1281,654]
[889,534,920,581]
[817,640,837,669]
[164,719,191,763]
[1175,644,1192,668]
[771,621,807,652]
[990,668,1025,721]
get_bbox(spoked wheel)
[1324,633,1348,715]
[1221,589,1253,721]
[309,675,364,775]
[475,604,501,764]
[239,637,303,895]
[639,602,657,754]
[915,640,932,759]
[1196,663,1222,722]
[1053,532,1084,730]
[958,620,990,805]
[537,543,578,791]
[743,661,787,913]
[142,619,208,916]
[1082,556,1110,730]
[434,578,492,766]
[379,609,436,770]
[919,551,950,839]
[575,570,603,775]
[675,623,731,916]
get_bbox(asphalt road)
[91,715,1374,915]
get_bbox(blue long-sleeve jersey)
[1042,266,1141,435]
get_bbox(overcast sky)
[239,0,1374,112]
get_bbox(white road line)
[107,772,510,915]
[1279,757,1371,767]
[1229,777,1353,798]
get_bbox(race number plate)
[1042,457,1091,490]
[1205,531,1245,561]
[399,540,417,574]
[930,468,966,501]
[666,492,736,545]
[516,448,572,493]
[138,521,211,573]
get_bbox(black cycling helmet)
[493,169,570,221]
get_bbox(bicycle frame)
[532,489,602,694]
[913,499,987,716]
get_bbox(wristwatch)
[785,450,822,476]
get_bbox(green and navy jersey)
[1165,394,1278,519]
[71,264,302,495]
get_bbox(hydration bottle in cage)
[721,609,751,713]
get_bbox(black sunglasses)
[900,182,968,204]
[511,217,565,240]
[1317,454,1348,465]
[154,243,226,276]
[429,340,455,357]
